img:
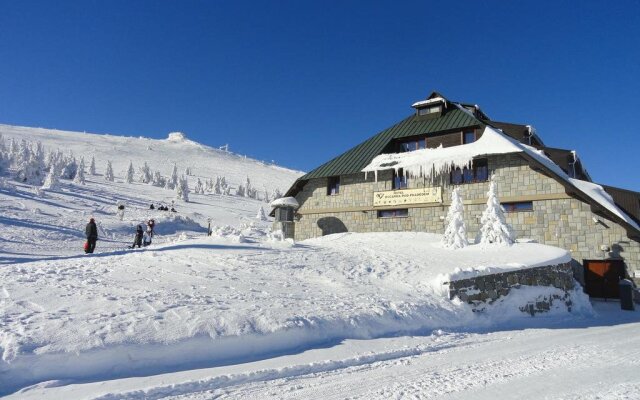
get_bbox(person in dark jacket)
[85,218,98,254]
[131,224,144,249]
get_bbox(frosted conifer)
[139,162,152,183]
[42,167,60,190]
[168,163,178,189]
[442,187,469,249]
[478,177,514,245]
[176,175,189,202]
[89,156,96,175]
[194,178,204,194]
[256,206,267,221]
[73,158,86,185]
[125,161,135,184]
[105,161,114,182]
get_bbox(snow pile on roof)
[411,97,446,108]
[166,131,188,142]
[570,178,640,230]
[270,196,299,209]
[362,125,521,182]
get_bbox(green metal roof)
[299,107,483,181]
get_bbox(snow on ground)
[0,229,589,395]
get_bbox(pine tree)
[168,163,178,189]
[478,177,514,245]
[152,170,165,187]
[214,176,222,194]
[89,156,96,175]
[74,157,86,185]
[194,178,204,194]
[138,161,152,183]
[125,161,135,184]
[105,161,115,182]
[235,184,245,197]
[60,154,78,179]
[176,175,189,202]
[271,188,283,201]
[245,177,252,198]
[42,167,60,190]
[442,187,469,249]
[256,206,267,221]
[263,186,270,203]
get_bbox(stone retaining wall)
[447,263,576,315]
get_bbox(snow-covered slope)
[0,124,303,261]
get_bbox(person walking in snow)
[147,219,156,238]
[131,224,144,249]
[85,218,98,254]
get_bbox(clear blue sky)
[0,1,638,190]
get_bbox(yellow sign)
[373,187,442,207]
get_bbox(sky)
[0,1,638,190]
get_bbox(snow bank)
[166,132,188,143]
[270,196,299,209]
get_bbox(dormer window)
[418,105,442,116]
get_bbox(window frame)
[501,201,534,213]
[450,158,489,185]
[327,176,340,196]
[377,209,409,218]
[463,131,476,144]
[392,168,409,190]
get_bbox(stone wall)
[293,154,640,281]
[447,263,575,315]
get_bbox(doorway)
[583,259,626,299]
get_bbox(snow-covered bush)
[477,177,514,245]
[442,187,469,249]
[73,158,86,185]
[176,175,189,202]
[105,161,114,182]
[125,161,135,184]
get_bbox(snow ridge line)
[91,343,451,400]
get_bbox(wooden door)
[583,260,625,299]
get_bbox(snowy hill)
[0,124,303,261]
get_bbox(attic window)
[418,105,442,116]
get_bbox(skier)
[85,218,98,254]
[147,219,156,237]
[149,203,155,210]
[131,224,144,248]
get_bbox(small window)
[275,207,294,221]
[399,138,427,153]
[393,168,408,189]
[418,105,442,115]
[327,176,340,195]
[377,209,409,218]
[502,201,533,212]
[463,131,476,144]
[450,159,489,184]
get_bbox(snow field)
[0,230,590,394]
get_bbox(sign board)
[373,187,442,207]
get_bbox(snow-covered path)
[10,303,640,400]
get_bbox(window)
[450,159,489,184]
[418,105,442,115]
[393,169,408,189]
[275,207,294,221]
[463,131,476,144]
[399,138,426,152]
[502,201,533,212]
[377,209,409,218]
[327,176,340,195]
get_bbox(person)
[143,230,152,247]
[150,203,155,210]
[131,224,144,248]
[147,219,156,238]
[85,218,98,254]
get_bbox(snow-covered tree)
[214,176,222,194]
[60,154,78,179]
[15,140,41,184]
[194,178,204,194]
[256,206,267,221]
[167,163,178,189]
[152,170,165,187]
[235,184,245,197]
[478,177,514,245]
[184,167,192,176]
[271,188,283,201]
[176,175,189,202]
[245,177,252,198]
[42,167,60,190]
[73,157,86,185]
[125,161,135,184]
[263,187,270,203]
[442,187,469,249]
[33,142,46,171]
[105,161,114,182]
[138,161,152,184]
[89,156,96,175]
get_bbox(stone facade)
[293,154,640,282]
[447,263,575,315]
